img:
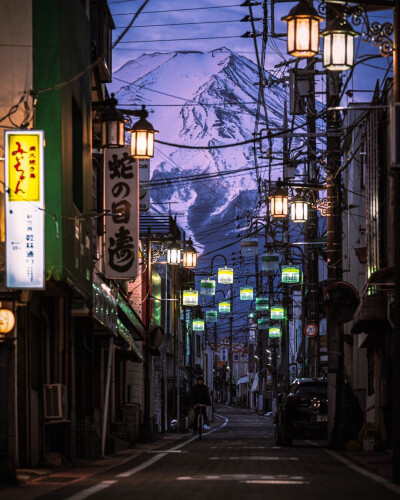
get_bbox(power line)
[111,5,244,16]
[115,19,243,29]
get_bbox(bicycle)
[194,403,207,439]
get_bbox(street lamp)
[269,178,289,218]
[322,18,359,71]
[282,0,323,58]
[182,238,198,268]
[129,105,158,159]
[218,266,234,284]
[101,94,125,148]
[290,190,309,223]
[166,240,181,265]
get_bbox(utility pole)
[281,101,290,391]
[392,0,400,483]
[325,4,345,449]
[305,57,320,378]
[229,284,233,405]
[143,228,153,439]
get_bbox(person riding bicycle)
[190,376,211,433]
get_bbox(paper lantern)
[0,308,15,334]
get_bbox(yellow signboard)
[7,132,41,201]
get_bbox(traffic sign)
[304,322,318,338]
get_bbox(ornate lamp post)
[129,105,158,159]
[101,94,126,148]
[322,18,359,71]
[269,178,289,218]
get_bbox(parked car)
[275,378,328,446]
[275,377,364,446]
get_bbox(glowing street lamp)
[271,305,286,320]
[322,18,359,71]
[269,327,281,339]
[193,319,205,331]
[200,279,216,296]
[282,0,323,58]
[256,297,269,312]
[182,238,198,268]
[240,287,254,300]
[182,289,198,306]
[218,266,234,284]
[166,240,181,265]
[129,105,158,159]
[269,178,289,218]
[290,191,309,223]
[219,301,231,314]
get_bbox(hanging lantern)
[269,327,282,339]
[241,239,259,256]
[101,94,125,148]
[248,311,255,320]
[219,301,231,314]
[282,1,323,58]
[257,317,269,330]
[182,238,198,268]
[271,305,286,320]
[182,289,198,306]
[0,308,15,334]
[206,310,218,323]
[193,319,205,331]
[322,18,359,71]
[290,191,309,223]
[269,178,289,218]
[261,253,280,272]
[282,265,301,284]
[218,266,234,284]
[129,105,158,159]
[200,279,216,296]
[240,287,253,300]
[166,240,181,265]
[256,297,269,312]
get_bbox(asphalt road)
[37,405,400,500]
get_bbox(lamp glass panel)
[323,34,332,67]
[167,248,181,265]
[119,122,125,146]
[295,17,312,54]
[310,18,319,53]
[346,35,354,68]
[137,131,148,157]
[291,200,308,222]
[183,251,197,268]
[287,19,295,53]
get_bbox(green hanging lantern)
[182,289,198,306]
[257,317,269,330]
[282,265,301,284]
[200,279,216,296]
[206,310,218,323]
[240,287,253,300]
[270,305,286,320]
[256,297,269,311]
[248,311,255,320]
[193,319,205,331]
[219,301,231,314]
[269,327,281,338]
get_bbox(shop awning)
[250,372,259,392]
[351,267,394,335]
[117,291,147,341]
[237,375,249,386]
[351,294,391,334]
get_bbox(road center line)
[65,480,118,500]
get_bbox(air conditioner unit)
[44,384,67,420]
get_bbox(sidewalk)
[0,431,193,500]
[344,450,393,481]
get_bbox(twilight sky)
[108,0,394,105]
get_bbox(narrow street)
[30,406,400,500]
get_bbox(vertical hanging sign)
[139,159,150,211]
[5,130,45,289]
[104,148,139,279]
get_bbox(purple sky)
[108,0,393,105]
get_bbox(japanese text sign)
[104,148,139,279]
[4,130,45,289]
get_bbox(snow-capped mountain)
[109,48,303,256]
